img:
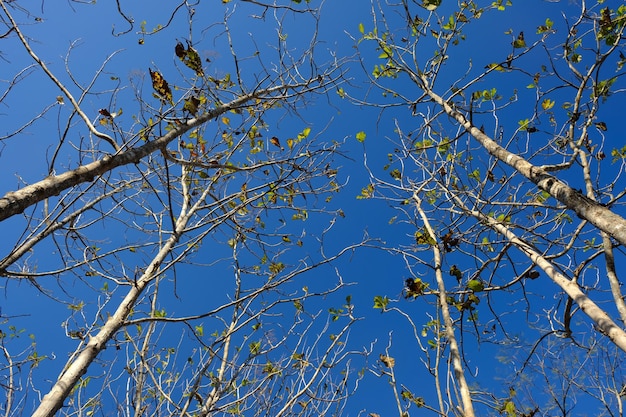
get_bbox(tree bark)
[424,84,626,247]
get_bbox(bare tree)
[0,1,367,416]
[351,0,626,415]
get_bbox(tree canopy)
[1,0,626,416]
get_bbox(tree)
[352,0,626,415]
[0,1,366,416]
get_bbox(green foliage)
[373,295,389,310]
[593,77,616,101]
[372,63,399,79]
[414,228,436,246]
[401,389,425,407]
[249,341,261,355]
[297,126,311,140]
[357,183,375,199]
[268,262,285,276]
[502,400,516,416]
[517,118,531,131]
[449,265,462,281]
[153,309,167,318]
[378,43,393,59]
[492,0,512,11]
[405,277,429,298]
[555,212,573,224]
[495,213,511,223]
[437,138,451,154]
[262,361,281,377]
[423,0,442,11]
[485,62,507,72]
[611,145,626,161]
[467,279,484,292]
[442,15,456,31]
[537,17,554,34]
[597,6,626,45]
[328,307,344,321]
[68,301,85,311]
[512,31,526,48]
[481,236,495,252]
[473,88,500,101]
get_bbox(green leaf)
[357,183,375,199]
[449,265,462,280]
[356,131,366,142]
[512,31,526,48]
[537,17,554,34]
[594,78,616,100]
[485,63,506,72]
[541,98,555,110]
[496,213,511,223]
[503,400,516,417]
[378,44,393,59]
[373,295,389,310]
[415,229,436,246]
[297,127,311,140]
[481,236,494,252]
[249,341,261,354]
[518,118,531,131]
[358,23,365,34]
[442,15,455,30]
[269,262,285,275]
[423,0,442,11]
[68,301,85,311]
[467,279,484,292]
[328,307,343,321]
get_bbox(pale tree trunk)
[32,186,199,417]
[414,192,476,417]
[0,84,310,225]
[449,194,626,353]
[421,82,626,247]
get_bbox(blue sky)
[1,0,624,415]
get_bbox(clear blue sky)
[0,0,621,415]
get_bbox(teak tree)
[352,0,626,416]
[0,1,365,416]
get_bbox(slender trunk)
[423,83,626,247]
[414,193,476,417]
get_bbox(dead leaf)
[379,354,395,368]
[149,68,173,105]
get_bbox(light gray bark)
[424,84,626,247]
[0,84,308,224]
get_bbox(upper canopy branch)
[423,83,626,247]
[0,79,330,223]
